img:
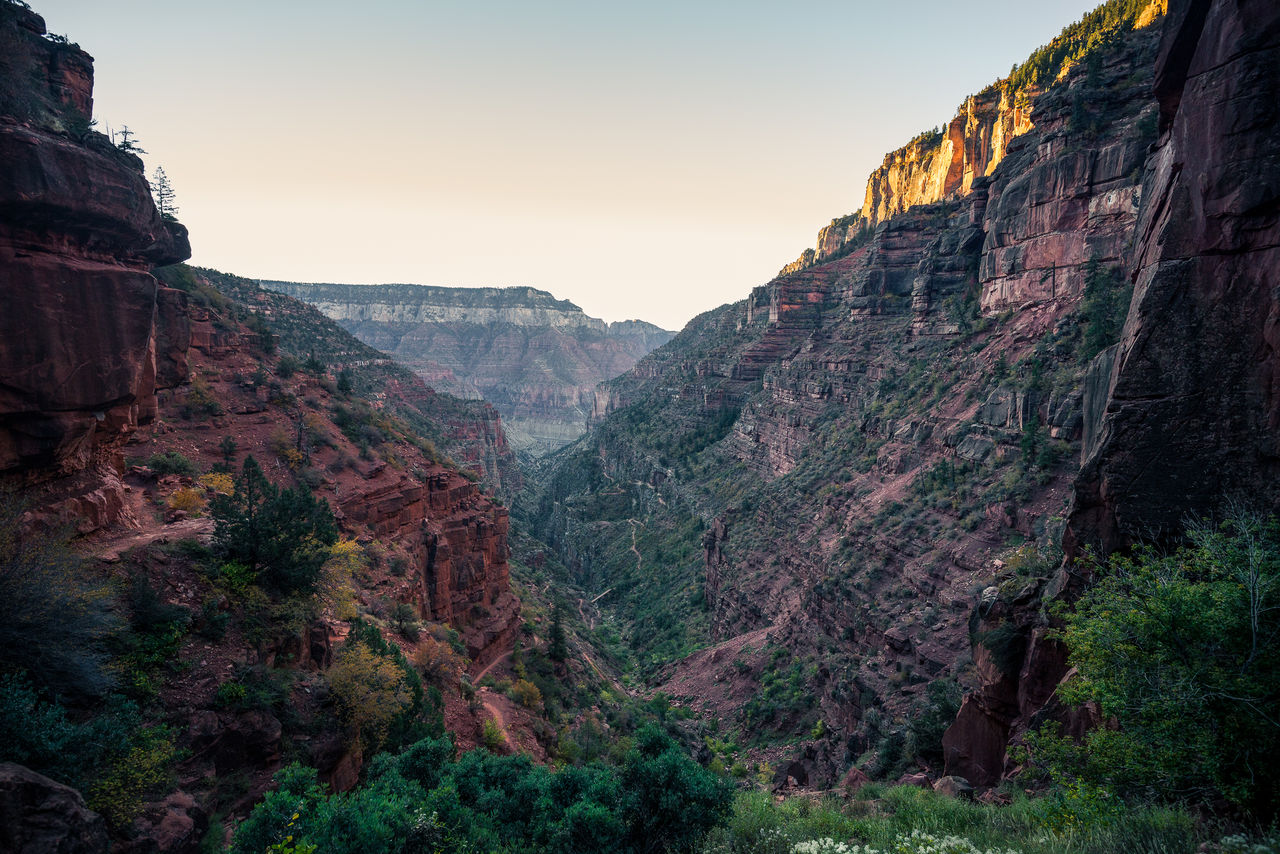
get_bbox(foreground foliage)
[232,724,733,854]
[1032,513,1280,820]
[700,787,1213,854]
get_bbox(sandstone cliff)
[1067,0,1280,555]
[267,280,674,454]
[0,2,191,532]
[782,0,1166,276]
[942,0,1280,787]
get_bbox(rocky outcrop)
[337,467,519,668]
[860,86,1031,231]
[782,0,1166,277]
[1068,0,1280,556]
[0,5,190,532]
[267,281,674,454]
[0,763,109,854]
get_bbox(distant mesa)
[265,281,674,454]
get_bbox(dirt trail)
[95,517,214,562]
[629,520,642,572]
[473,649,511,683]
[479,690,515,752]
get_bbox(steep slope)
[782,0,1166,277]
[194,270,522,496]
[523,0,1164,787]
[267,281,674,454]
[937,0,1280,791]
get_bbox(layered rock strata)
[947,0,1280,785]
[531,4,1166,789]
[267,281,674,454]
[0,4,190,531]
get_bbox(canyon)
[525,0,1279,789]
[2,0,1279,847]
[266,280,673,454]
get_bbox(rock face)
[0,763,109,854]
[781,0,1166,276]
[1068,0,1280,555]
[946,0,1280,785]
[267,281,674,454]
[527,3,1168,789]
[0,4,190,531]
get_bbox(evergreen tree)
[114,124,145,153]
[210,456,338,594]
[548,603,568,663]
[150,166,178,220]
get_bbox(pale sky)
[36,1,1108,330]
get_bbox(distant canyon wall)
[268,281,674,454]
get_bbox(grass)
[699,786,1210,854]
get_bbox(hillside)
[266,280,675,454]
[522,0,1247,791]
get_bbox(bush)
[199,471,235,495]
[235,724,732,854]
[141,450,197,477]
[509,678,542,709]
[412,636,467,687]
[389,602,420,641]
[327,638,414,750]
[167,487,206,514]
[181,376,223,420]
[0,498,121,697]
[481,717,505,751]
[1037,512,1280,820]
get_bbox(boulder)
[117,791,206,854]
[932,775,976,800]
[0,763,108,854]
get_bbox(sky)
[35,0,1107,331]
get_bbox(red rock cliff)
[0,4,190,531]
[946,0,1280,786]
[1067,0,1280,554]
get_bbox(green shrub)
[1034,512,1280,820]
[0,498,121,696]
[141,450,198,477]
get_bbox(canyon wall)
[527,5,1169,788]
[946,0,1280,786]
[781,0,1166,277]
[0,2,520,665]
[0,2,191,531]
[269,281,674,454]
[1067,0,1280,555]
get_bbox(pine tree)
[210,456,337,594]
[548,603,568,663]
[114,124,145,153]
[150,166,178,221]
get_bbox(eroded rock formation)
[267,281,674,453]
[0,4,190,531]
[948,0,1280,784]
[1068,0,1280,555]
